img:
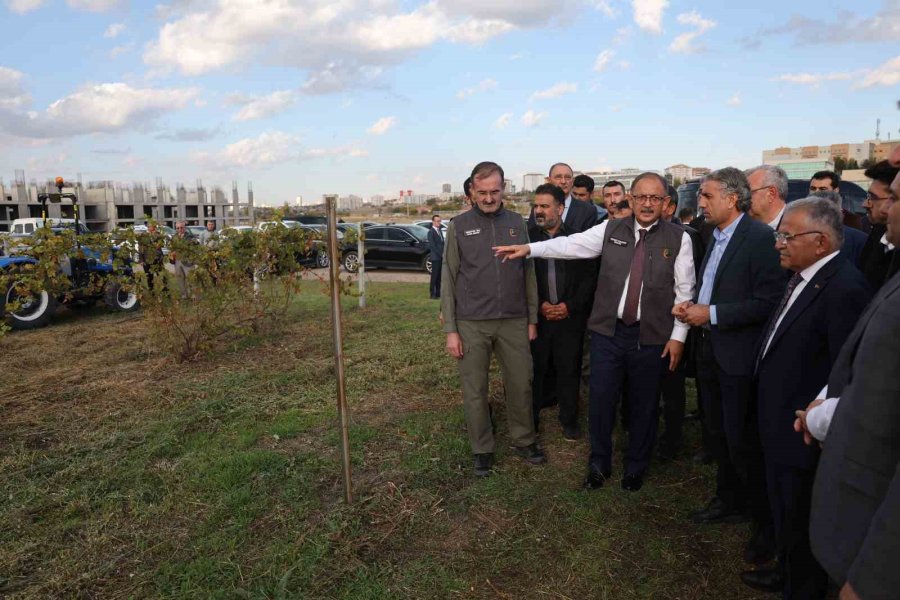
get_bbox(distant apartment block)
[369,194,386,206]
[338,194,364,210]
[761,139,899,167]
[584,169,658,191]
[522,173,544,193]
[0,171,254,233]
[504,179,516,194]
[664,164,710,182]
[441,183,452,194]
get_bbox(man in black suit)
[528,183,597,440]
[426,214,445,299]
[673,167,785,564]
[528,163,598,234]
[807,185,900,600]
[858,161,899,291]
[746,198,871,597]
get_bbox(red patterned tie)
[621,228,647,325]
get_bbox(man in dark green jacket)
[442,161,541,477]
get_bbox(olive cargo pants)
[457,318,536,454]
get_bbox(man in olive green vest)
[442,161,542,477]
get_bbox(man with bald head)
[746,165,788,230]
[539,163,598,234]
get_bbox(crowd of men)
[439,152,900,599]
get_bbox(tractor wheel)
[3,277,58,330]
[103,280,140,312]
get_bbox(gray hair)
[784,197,844,249]
[745,165,788,201]
[707,167,752,212]
[810,189,844,208]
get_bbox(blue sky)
[0,0,897,205]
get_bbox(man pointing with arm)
[496,172,695,492]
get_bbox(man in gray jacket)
[442,161,542,477]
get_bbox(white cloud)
[613,25,632,44]
[0,66,30,110]
[521,109,545,127]
[0,81,198,138]
[592,0,617,18]
[66,0,120,9]
[494,112,512,128]
[143,0,528,93]
[754,5,900,46]
[197,131,299,169]
[593,49,615,72]
[726,93,741,106]
[227,90,298,121]
[669,11,716,54]
[5,0,43,13]
[617,60,631,70]
[103,22,125,38]
[858,55,900,89]
[302,145,368,159]
[772,72,852,86]
[109,42,134,59]
[456,78,498,99]
[531,81,577,100]
[632,0,668,33]
[367,116,397,135]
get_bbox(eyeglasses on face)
[631,194,666,205]
[866,192,892,202]
[773,230,821,244]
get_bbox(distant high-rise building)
[503,179,516,194]
[762,141,875,165]
[691,167,710,178]
[369,194,386,206]
[522,173,543,193]
[584,169,650,191]
[664,164,692,182]
[441,183,451,194]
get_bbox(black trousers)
[765,461,827,600]
[696,332,771,526]
[429,257,442,298]
[588,322,666,476]
[658,356,686,452]
[532,315,585,430]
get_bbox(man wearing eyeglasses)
[494,172,695,492]
[746,165,788,230]
[748,198,871,597]
[671,167,785,568]
[858,160,900,291]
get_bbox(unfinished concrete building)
[0,171,255,232]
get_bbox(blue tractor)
[1,177,139,330]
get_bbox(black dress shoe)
[692,448,714,465]
[473,453,494,477]
[744,524,776,565]
[514,443,546,465]
[582,469,611,490]
[740,568,784,593]
[621,473,644,492]
[690,497,749,524]
[562,425,582,441]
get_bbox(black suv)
[341,225,432,274]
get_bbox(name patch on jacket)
[609,237,628,247]
[464,228,481,236]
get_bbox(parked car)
[187,225,206,237]
[294,215,327,225]
[413,220,448,235]
[341,224,433,274]
[674,177,869,222]
[256,220,330,267]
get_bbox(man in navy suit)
[746,198,871,597]
[673,167,786,565]
[427,214,445,299]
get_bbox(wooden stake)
[326,197,353,503]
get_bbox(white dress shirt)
[768,205,786,230]
[881,232,895,252]
[528,219,696,342]
[806,385,839,442]
[562,195,572,222]
[761,251,840,358]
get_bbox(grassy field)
[1,281,765,599]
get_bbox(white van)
[11,218,87,237]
